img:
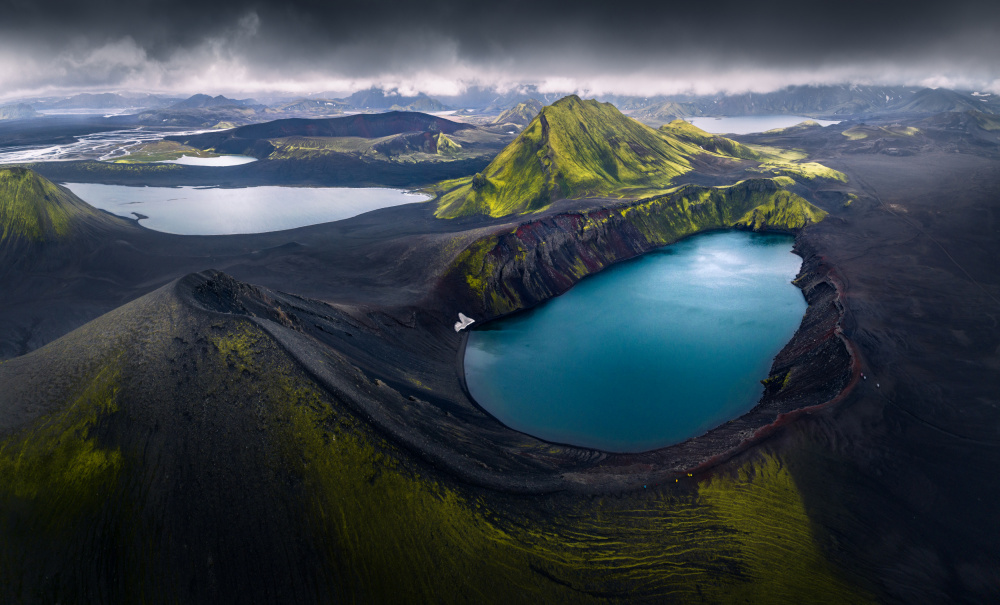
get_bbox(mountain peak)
[171,94,256,109]
[492,98,544,128]
[435,95,701,218]
[1,168,77,245]
[0,168,119,247]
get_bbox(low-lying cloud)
[2,0,999,100]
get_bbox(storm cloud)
[1,0,998,99]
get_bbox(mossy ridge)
[658,121,846,182]
[434,98,847,219]
[762,121,822,134]
[841,124,922,141]
[0,358,125,591]
[0,167,76,243]
[736,189,829,229]
[436,132,462,156]
[658,119,767,161]
[744,144,808,162]
[751,161,847,182]
[213,321,870,603]
[436,96,703,218]
[698,454,872,603]
[448,178,826,313]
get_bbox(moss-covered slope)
[659,119,767,161]
[0,273,871,603]
[435,97,846,219]
[436,95,710,218]
[0,167,110,246]
[444,177,827,317]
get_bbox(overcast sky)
[1,0,998,100]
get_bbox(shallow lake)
[157,155,257,166]
[685,115,840,134]
[463,230,806,452]
[62,183,430,235]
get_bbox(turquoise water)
[464,231,806,452]
[62,183,429,235]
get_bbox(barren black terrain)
[1,101,999,603]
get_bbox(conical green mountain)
[0,167,116,247]
[436,95,712,218]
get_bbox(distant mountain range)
[30,92,180,111]
[5,85,999,130]
[340,89,448,112]
[630,86,1000,122]
[168,94,262,110]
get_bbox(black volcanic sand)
[1,114,999,601]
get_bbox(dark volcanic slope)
[0,271,868,603]
[0,174,479,359]
[170,111,474,154]
[773,150,1000,603]
[1,110,1000,602]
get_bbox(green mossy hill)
[436,95,710,218]
[492,99,544,128]
[435,97,846,219]
[0,167,102,245]
[447,178,827,316]
[763,120,822,134]
[840,124,921,141]
[660,119,767,161]
[660,122,847,182]
[435,132,462,156]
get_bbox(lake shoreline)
[61,182,432,235]
[462,231,808,453]
[441,225,853,487]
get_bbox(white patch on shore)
[454,313,475,332]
